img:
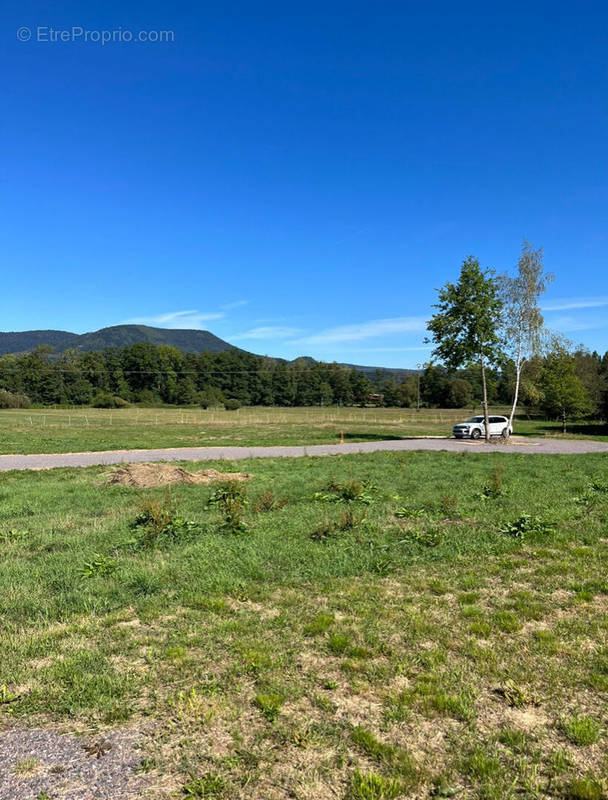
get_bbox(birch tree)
[500,242,553,432]
[427,256,503,442]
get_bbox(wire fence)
[0,406,489,431]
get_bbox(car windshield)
[466,417,484,423]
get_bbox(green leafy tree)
[500,241,553,431]
[427,256,503,441]
[449,377,473,408]
[541,346,592,432]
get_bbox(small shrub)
[253,692,284,722]
[220,498,248,534]
[208,481,247,507]
[0,389,31,409]
[562,715,601,746]
[208,482,248,534]
[224,399,241,411]
[92,392,128,409]
[199,387,225,409]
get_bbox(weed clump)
[80,554,117,578]
[565,776,605,800]
[314,478,375,504]
[310,508,365,541]
[252,490,288,512]
[208,481,248,534]
[128,497,200,549]
[562,715,601,746]
[477,464,505,499]
[182,773,226,797]
[253,692,284,721]
[499,514,556,539]
[348,769,404,800]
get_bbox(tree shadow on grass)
[341,432,408,442]
[534,423,608,438]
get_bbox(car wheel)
[471,428,481,440]
[501,427,509,439]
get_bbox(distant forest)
[0,343,607,419]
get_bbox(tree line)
[0,345,374,409]
[0,243,606,429]
[0,340,606,426]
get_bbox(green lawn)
[0,405,606,454]
[1,451,607,798]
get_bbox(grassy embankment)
[1,450,607,798]
[0,406,606,454]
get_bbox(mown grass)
[1,451,607,798]
[0,405,606,454]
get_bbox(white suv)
[452,415,512,440]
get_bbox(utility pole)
[416,363,422,412]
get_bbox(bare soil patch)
[104,462,251,489]
[0,725,151,800]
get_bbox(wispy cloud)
[229,326,303,341]
[122,310,225,329]
[548,315,606,333]
[542,296,608,311]
[291,316,427,345]
[350,346,432,353]
[220,300,249,311]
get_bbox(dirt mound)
[105,462,251,489]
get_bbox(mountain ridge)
[0,325,413,378]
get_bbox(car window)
[467,417,483,423]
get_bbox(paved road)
[1,437,607,471]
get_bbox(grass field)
[1,451,607,798]
[0,406,607,454]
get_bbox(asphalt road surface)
[1,437,608,471]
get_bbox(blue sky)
[2,1,607,367]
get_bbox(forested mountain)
[0,325,238,356]
[0,325,412,378]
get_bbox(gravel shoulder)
[1,436,608,471]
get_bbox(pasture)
[0,405,606,455]
[1,450,607,798]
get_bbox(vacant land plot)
[1,451,607,798]
[0,406,606,454]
